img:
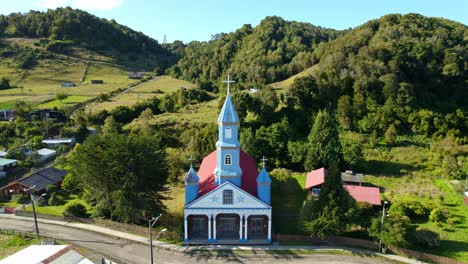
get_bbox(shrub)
[45,184,58,194]
[63,201,88,218]
[429,207,447,223]
[11,194,30,204]
[48,193,64,206]
[0,77,11,90]
[412,228,440,248]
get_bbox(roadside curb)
[0,214,427,264]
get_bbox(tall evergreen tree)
[299,161,356,238]
[304,109,342,171]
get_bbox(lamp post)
[24,185,45,239]
[149,214,163,264]
[378,201,388,253]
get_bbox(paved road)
[0,218,399,264]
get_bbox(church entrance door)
[216,214,240,240]
[188,215,208,240]
[248,215,268,240]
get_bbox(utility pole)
[149,214,164,264]
[24,185,43,239]
[378,201,388,253]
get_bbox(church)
[183,76,272,244]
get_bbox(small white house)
[249,88,259,93]
[37,148,57,162]
[0,245,93,264]
[0,159,17,171]
[42,138,76,148]
[0,150,7,158]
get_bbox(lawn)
[85,92,157,113]
[0,233,39,259]
[35,95,92,109]
[24,194,93,217]
[130,75,196,94]
[148,99,219,125]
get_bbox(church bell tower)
[214,75,242,186]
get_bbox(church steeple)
[184,157,199,205]
[257,156,272,205]
[214,75,242,186]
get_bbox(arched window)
[224,154,232,165]
[225,127,232,138]
[223,189,233,204]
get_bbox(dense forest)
[168,16,341,89]
[0,7,179,69]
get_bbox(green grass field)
[24,194,93,217]
[0,233,39,259]
[270,65,319,92]
[35,95,92,109]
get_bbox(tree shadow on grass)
[361,159,422,176]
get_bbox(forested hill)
[168,16,341,90]
[302,13,467,111]
[0,7,178,70]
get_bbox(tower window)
[223,189,233,204]
[224,154,232,165]
[225,127,232,138]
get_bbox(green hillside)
[169,16,341,89]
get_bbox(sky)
[1,0,467,43]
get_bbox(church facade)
[184,81,272,244]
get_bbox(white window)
[224,154,232,165]
[225,127,232,138]
[223,189,233,204]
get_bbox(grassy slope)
[0,39,139,110]
[24,194,93,216]
[0,234,39,259]
[86,75,197,113]
[270,65,319,91]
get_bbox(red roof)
[305,168,327,189]
[305,167,381,205]
[197,150,259,198]
[343,185,381,206]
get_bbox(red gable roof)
[305,167,381,205]
[305,168,327,189]
[197,150,259,198]
[343,185,381,206]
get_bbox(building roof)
[343,185,382,206]
[0,151,7,157]
[17,167,67,191]
[305,168,327,189]
[0,159,17,167]
[37,148,57,156]
[0,245,93,264]
[218,94,239,123]
[197,150,259,197]
[341,172,363,184]
[42,138,76,144]
[256,167,272,183]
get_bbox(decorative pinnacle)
[188,156,195,167]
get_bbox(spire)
[257,166,272,183]
[185,166,199,184]
[218,75,239,123]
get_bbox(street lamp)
[149,214,163,264]
[24,185,45,239]
[378,201,388,253]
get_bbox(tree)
[336,95,353,130]
[299,162,356,238]
[55,93,68,103]
[369,213,410,248]
[384,124,398,145]
[0,77,11,90]
[101,116,121,135]
[67,133,168,223]
[304,110,342,171]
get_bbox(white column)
[184,217,188,240]
[268,217,272,240]
[208,215,212,240]
[213,215,217,240]
[239,215,243,240]
[244,215,248,240]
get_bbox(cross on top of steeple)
[188,156,195,167]
[261,156,268,168]
[222,74,235,94]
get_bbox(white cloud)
[38,0,124,10]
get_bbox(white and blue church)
[184,77,272,244]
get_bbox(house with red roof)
[305,168,381,206]
[184,76,272,244]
